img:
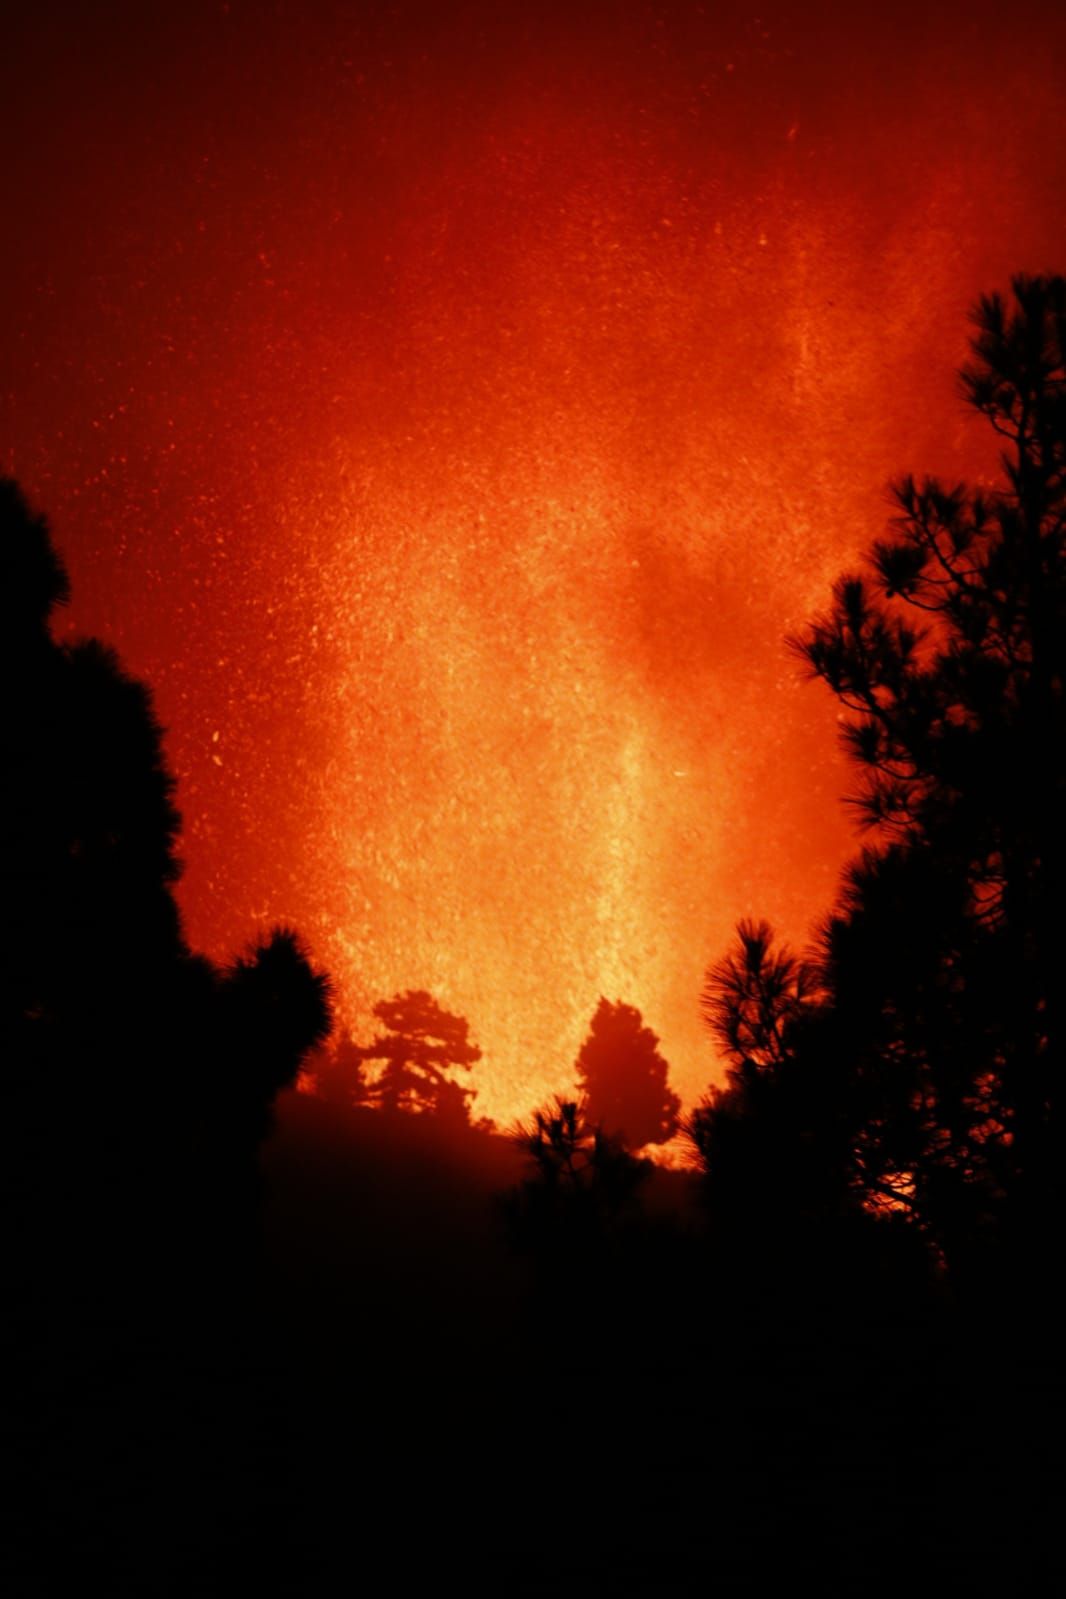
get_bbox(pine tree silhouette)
[351,989,480,1121]
[696,276,1066,1273]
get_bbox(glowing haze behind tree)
[3,2,1066,1123]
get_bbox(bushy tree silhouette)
[3,478,333,1590]
[695,276,1066,1270]
[215,925,333,1143]
[352,989,481,1121]
[2,476,331,1276]
[574,997,680,1150]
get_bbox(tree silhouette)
[696,276,1066,1268]
[2,476,331,1263]
[352,989,481,1121]
[700,919,820,1071]
[313,1032,374,1109]
[215,925,333,1145]
[504,1095,652,1258]
[693,922,859,1237]
[574,997,680,1150]
[3,477,334,1590]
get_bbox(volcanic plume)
[4,1,1066,1120]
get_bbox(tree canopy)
[3,479,334,1594]
[695,275,1066,1269]
[2,478,332,1262]
[504,1095,653,1265]
[350,988,481,1121]
[575,997,680,1150]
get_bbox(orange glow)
[4,3,1066,1124]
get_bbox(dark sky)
[4,1,1066,1122]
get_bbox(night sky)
[5,1,1066,1123]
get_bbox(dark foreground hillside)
[259,1092,705,1594]
[255,1095,1062,1596]
[10,1081,1062,1596]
